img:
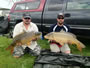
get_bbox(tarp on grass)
[33,50,90,68]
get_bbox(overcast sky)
[0,0,14,9]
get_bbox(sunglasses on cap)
[24,18,30,19]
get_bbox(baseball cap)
[57,13,64,19]
[23,13,31,19]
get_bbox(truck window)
[15,0,40,10]
[67,0,90,10]
[15,3,25,10]
[47,0,64,11]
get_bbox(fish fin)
[60,30,77,38]
[6,42,15,50]
[78,41,86,48]
[11,47,14,54]
[6,44,15,54]
[6,45,12,50]
[60,29,65,33]
[59,42,64,46]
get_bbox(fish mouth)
[44,35,49,39]
[44,36,47,38]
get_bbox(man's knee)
[13,46,24,58]
[50,44,60,52]
[29,45,41,56]
[64,50,71,54]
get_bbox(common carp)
[44,31,85,51]
[6,31,42,53]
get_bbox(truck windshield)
[67,0,90,10]
[15,0,40,10]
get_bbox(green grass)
[0,36,90,68]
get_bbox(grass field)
[0,36,90,68]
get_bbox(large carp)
[44,31,85,51]
[6,31,42,53]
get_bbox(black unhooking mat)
[33,50,90,68]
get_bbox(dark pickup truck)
[7,0,90,38]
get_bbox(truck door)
[64,0,90,36]
[43,0,65,33]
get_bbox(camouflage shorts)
[13,45,41,57]
[29,45,41,56]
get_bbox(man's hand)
[16,42,22,46]
[32,38,37,41]
[49,40,57,43]
[68,40,72,45]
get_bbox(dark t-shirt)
[49,23,71,32]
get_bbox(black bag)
[0,16,8,34]
[33,50,90,68]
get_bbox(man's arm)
[13,24,21,38]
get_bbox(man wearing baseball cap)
[49,13,71,54]
[12,13,41,58]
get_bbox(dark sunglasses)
[24,18,30,19]
[58,17,64,19]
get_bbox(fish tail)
[77,40,86,51]
[76,43,82,52]
[6,43,15,54]
[72,39,85,51]
[79,42,86,48]
[6,45,12,50]
[10,47,14,54]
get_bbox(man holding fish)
[49,13,71,54]
[12,13,41,58]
